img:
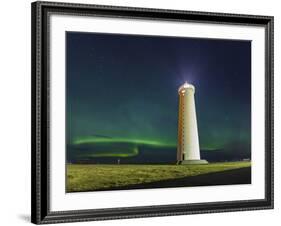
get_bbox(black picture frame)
[31,1,274,224]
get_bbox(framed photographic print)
[31,1,274,224]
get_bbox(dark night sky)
[66,32,251,163]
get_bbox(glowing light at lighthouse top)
[178,81,195,93]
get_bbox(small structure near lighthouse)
[177,82,208,164]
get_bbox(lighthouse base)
[178,160,208,165]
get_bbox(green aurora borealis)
[66,32,251,163]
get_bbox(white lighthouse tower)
[177,82,208,164]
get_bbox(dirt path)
[95,167,251,191]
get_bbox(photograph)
[66,32,252,193]
[31,1,273,224]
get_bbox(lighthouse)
[177,82,208,164]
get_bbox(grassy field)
[66,161,251,192]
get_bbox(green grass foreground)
[66,161,251,192]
